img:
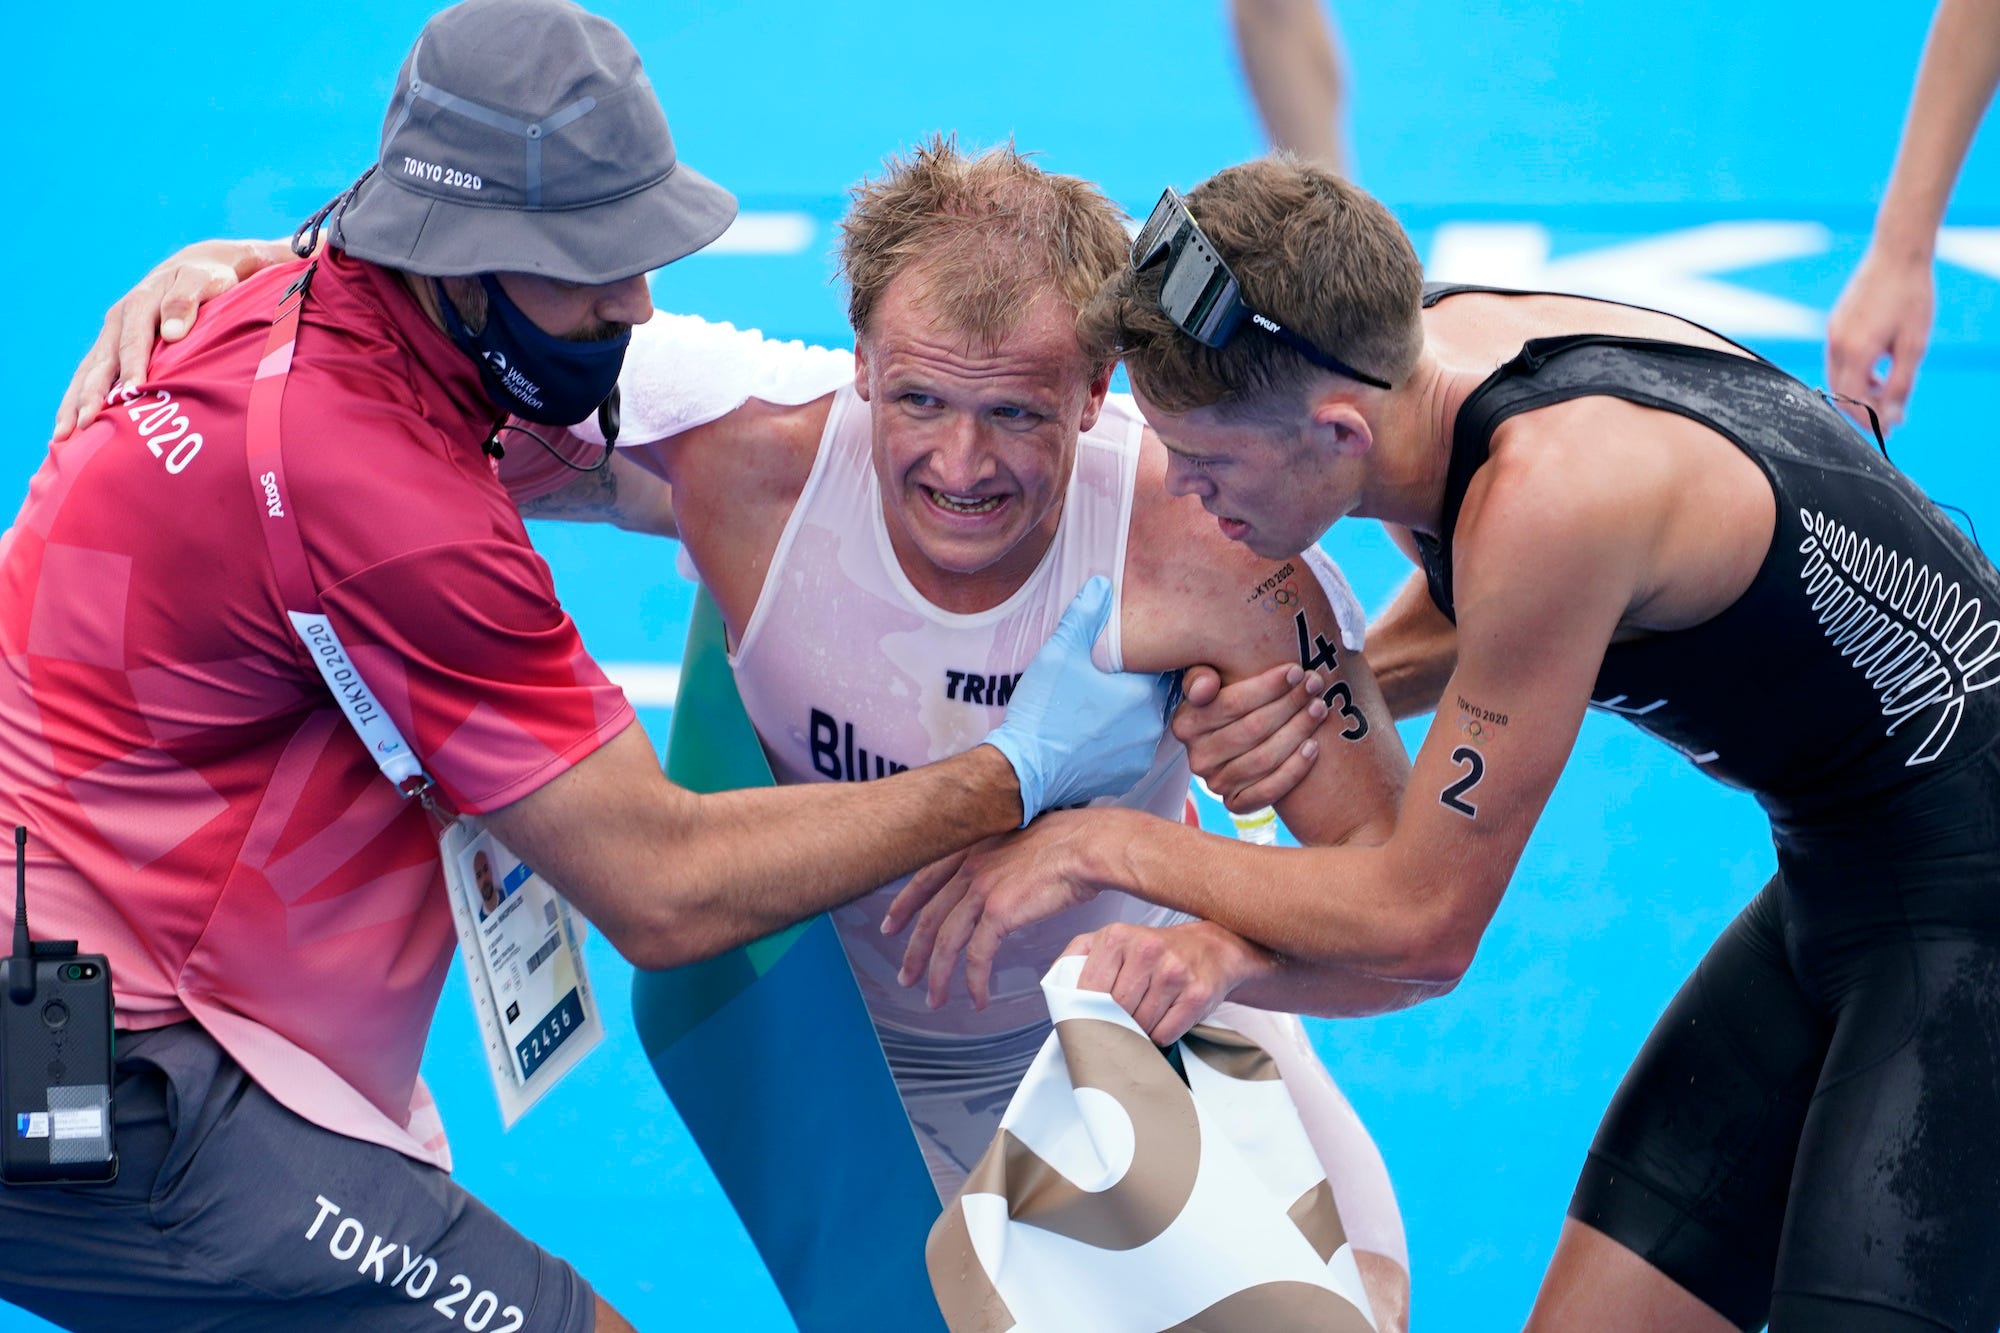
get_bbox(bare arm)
[496,569,1169,970]
[1119,463,1406,849]
[970,475,1422,1025]
[1229,0,1347,171]
[511,446,679,538]
[484,723,1024,970]
[1871,0,1998,253]
[1171,522,1447,809]
[1169,662,1331,813]
[904,427,1651,1015]
[1827,0,2000,430]
[1366,570,1458,719]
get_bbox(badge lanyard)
[245,266,603,1128]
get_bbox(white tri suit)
[731,382,1196,1192]
[542,315,1406,1266]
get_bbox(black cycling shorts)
[1570,746,2000,1332]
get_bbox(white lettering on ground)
[1938,227,2000,282]
[1425,221,1827,338]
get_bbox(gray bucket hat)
[330,0,736,283]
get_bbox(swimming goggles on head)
[1129,187,1392,390]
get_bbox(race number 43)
[1292,612,1368,741]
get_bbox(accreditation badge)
[439,818,605,1128]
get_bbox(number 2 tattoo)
[1440,748,1484,817]
[1292,611,1368,740]
[1440,695,1505,817]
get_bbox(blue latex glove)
[983,577,1173,826]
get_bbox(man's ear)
[1077,358,1114,433]
[853,338,873,403]
[1305,394,1373,460]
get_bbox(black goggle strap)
[1255,316,1393,391]
[1129,188,1392,391]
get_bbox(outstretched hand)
[882,809,1116,1010]
[56,238,295,439]
[1171,661,1326,812]
[1825,245,1933,436]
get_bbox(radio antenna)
[9,827,31,1004]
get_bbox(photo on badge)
[439,820,605,1128]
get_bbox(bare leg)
[1228,0,1347,171]
[1354,1249,1409,1333]
[1525,1221,1736,1333]
[593,1294,638,1332]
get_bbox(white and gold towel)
[928,956,1380,1333]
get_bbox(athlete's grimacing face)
[1131,387,1344,560]
[854,273,1109,606]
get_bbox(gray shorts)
[877,1020,1049,1201]
[0,1023,595,1333]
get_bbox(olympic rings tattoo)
[1260,581,1300,614]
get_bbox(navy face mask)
[436,274,631,426]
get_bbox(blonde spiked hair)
[838,134,1132,364]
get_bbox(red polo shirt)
[0,249,632,1166]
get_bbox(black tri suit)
[1415,284,2000,1333]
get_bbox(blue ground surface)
[8,1,1999,1328]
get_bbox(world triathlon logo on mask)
[1798,508,2000,766]
[480,351,545,413]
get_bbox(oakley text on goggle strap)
[1130,188,1392,391]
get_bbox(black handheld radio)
[0,827,116,1185]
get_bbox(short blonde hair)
[1079,156,1424,416]
[839,134,1131,361]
